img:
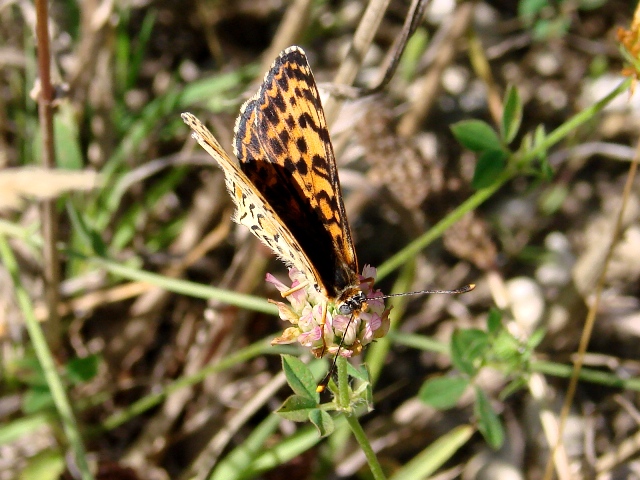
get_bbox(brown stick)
[35,0,61,349]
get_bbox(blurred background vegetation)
[2,0,640,478]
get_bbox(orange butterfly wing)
[233,46,359,300]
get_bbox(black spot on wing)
[285,115,296,129]
[311,155,331,180]
[296,137,308,154]
[283,158,296,174]
[296,157,308,175]
[279,129,290,145]
[276,72,289,92]
[265,106,279,126]
[272,89,287,113]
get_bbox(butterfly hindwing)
[181,112,319,286]
[233,46,359,299]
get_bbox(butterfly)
[182,46,370,354]
[183,47,473,371]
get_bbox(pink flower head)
[269,265,391,358]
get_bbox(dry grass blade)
[0,167,99,211]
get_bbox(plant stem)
[345,413,387,480]
[80,253,276,315]
[336,356,350,410]
[35,0,61,350]
[528,78,631,162]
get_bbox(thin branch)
[35,0,61,349]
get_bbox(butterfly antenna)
[374,283,475,301]
[316,313,355,393]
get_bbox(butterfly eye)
[338,303,353,315]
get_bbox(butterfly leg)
[316,311,357,393]
[280,280,309,298]
[361,276,375,290]
[318,301,328,357]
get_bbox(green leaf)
[126,11,156,89]
[528,328,546,350]
[500,377,527,400]
[308,409,334,437]
[346,362,369,382]
[0,412,50,445]
[539,184,566,215]
[532,17,570,40]
[281,355,318,401]
[540,156,554,180]
[472,149,507,189]
[519,132,533,156]
[533,124,553,180]
[53,105,83,169]
[501,85,522,144]
[451,120,502,152]
[419,376,469,409]
[451,329,489,376]
[23,387,54,414]
[474,387,504,449]
[492,329,522,367]
[19,448,65,480]
[342,364,373,413]
[66,202,108,257]
[533,124,547,159]
[66,354,100,384]
[276,395,318,422]
[486,309,502,335]
[400,27,429,81]
[14,357,47,387]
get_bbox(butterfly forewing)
[233,46,359,300]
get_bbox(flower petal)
[271,327,300,345]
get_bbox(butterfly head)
[337,288,367,315]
